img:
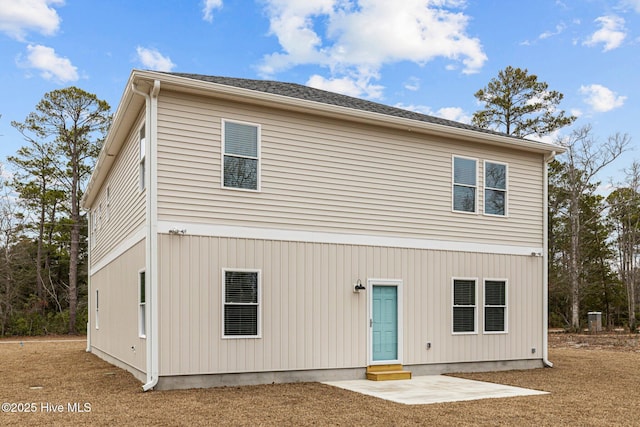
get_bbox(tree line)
[474,66,635,332]
[0,88,109,335]
[0,68,637,336]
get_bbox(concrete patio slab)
[323,375,549,405]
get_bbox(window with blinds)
[222,120,259,191]
[453,156,477,213]
[223,270,260,337]
[485,161,507,216]
[484,280,507,333]
[453,279,476,333]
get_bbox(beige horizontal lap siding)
[156,91,544,247]
[157,235,543,376]
[90,239,146,371]
[90,110,146,266]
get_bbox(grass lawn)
[0,333,639,426]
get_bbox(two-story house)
[81,70,562,390]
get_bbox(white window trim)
[221,119,261,192]
[452,277,478,335]
[97,203,103,230]
[221,268,262,339]
[95,289,99,330]
[139,125,146,192]
[105,185,111,221]
[483,278,508,334]
[452,155,478,214]
[90,210,97,248]
[138,269,146,338]
[483,160,509,218]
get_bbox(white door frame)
[367,278,403,365]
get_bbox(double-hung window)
[453,156,477,213]
[452,279,476,333]
[91,210,97,248]
[138,270,146,338]
[223,270,260,337]
[484,161,507,216]
[139,125,146,191]
[105,186,111,221]
[222,120,260,191]
[484,280,507,333]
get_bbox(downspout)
[132,79,161,391]
[542,150,556,367]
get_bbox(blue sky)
[0,0,638,185]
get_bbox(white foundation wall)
[157,234,543,376]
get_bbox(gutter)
[131,79,161,391]
[542,150,556,368]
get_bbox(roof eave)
[82,71,145,208]
[139,71,565,155]
[82,70,565,208]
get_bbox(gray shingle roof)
[163,72,519,140]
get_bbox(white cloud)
[259,0,487,98]
[395,103,471,124]
[583,15,626,51]
[202,0,223,22]
[436,106,471,123]
[0,0,63,41]
[526,129,560,145]
[136,46,176,71]
[520,22,566,46]
[619,0,640,13]
[539,23,566,40]
[404,77,421,91]
[579,84,626,112]
[21,44,78,82]
[307,72,384,99]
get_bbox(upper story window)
[139,125,146,191]
[91,209,97,248]
[222,120,260,191]
[105,185,111,221]
[484,161,507,216]
[452,156,477,213]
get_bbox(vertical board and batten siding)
[90,110,146,266]
[155,91,544,248]
[157,235,542,376]
[89,239,146,372]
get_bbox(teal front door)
[372,285,398,361]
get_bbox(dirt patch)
[0,335,639,426]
